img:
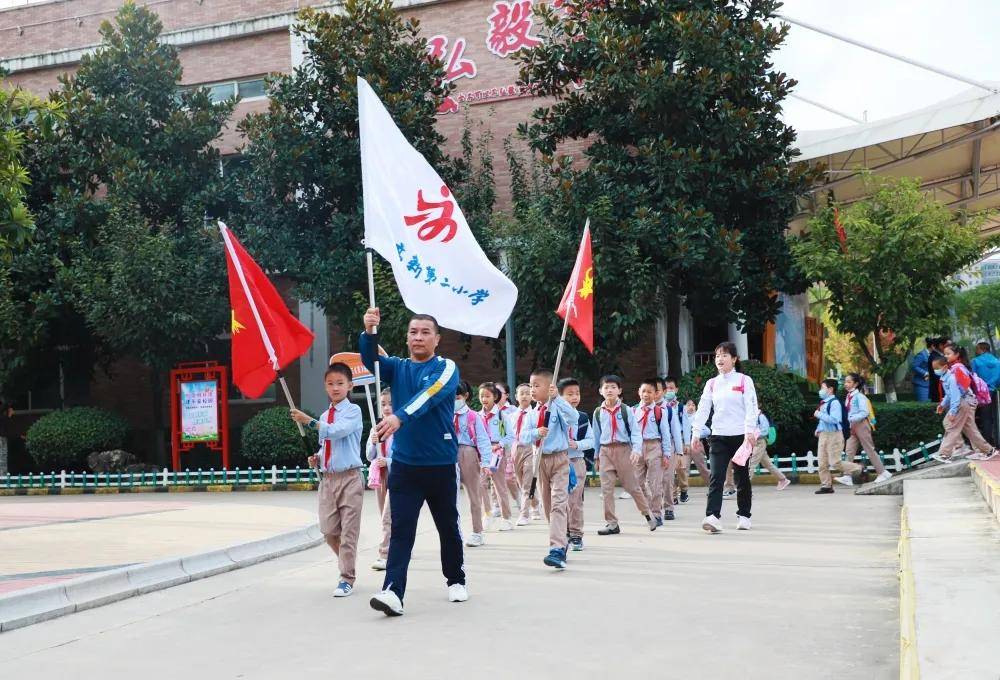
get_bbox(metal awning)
[792,83,1000,236]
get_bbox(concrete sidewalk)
[0,485,900,679]
[0,493,315,594]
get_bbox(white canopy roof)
[792,83,1000,237]
[795,83,1000,162]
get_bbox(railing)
[0,466,322,490]
[0,438,945,491]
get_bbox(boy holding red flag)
[291,363,364,598]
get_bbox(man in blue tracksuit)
[911,339,931,402]
[361,308,463,618]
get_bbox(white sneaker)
[875,471,893,484]
[333,581,354,597]
[618,491,632,499]
[516,515,530,526]
[530,509,542,521]
[737,515,752,531]
[497,519,514,531]
[702,515,723,534]
[371,558,387,571]
[369,589,404,617]
[834,474,854,487]
[492,505,501,517]
[447,583,469,602]
[465,532,485,547]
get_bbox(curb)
[0,523,324,633]
[969,462,1000,524]
[897,505,919,679]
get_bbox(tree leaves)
[790,175,996,391]
[511,0,816,375]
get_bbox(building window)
[237,79,267,100]
[178,77,268,105]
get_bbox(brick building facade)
[1,0,772,469]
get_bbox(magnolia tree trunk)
[881,372,898,403]
[666,293,683,377]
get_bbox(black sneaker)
[655,515,664,527]
[597,524,621,535]
[680,491,689,503]
[815,486,834,495]
[664,509,675,520]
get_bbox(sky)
[773,0,1000,133]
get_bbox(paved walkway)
[0,494,314,594]
[0,484,899,678]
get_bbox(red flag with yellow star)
[219,223,314,399]
[556,223,594,353]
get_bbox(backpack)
[972,372,993,406]
[827,397,852,440]
[593,403,632,441]
[455,410,477,443]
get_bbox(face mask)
[664,391,677,401]
[454,399,465,411]
[818,389,828,399]
[934,368,947,377]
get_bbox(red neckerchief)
[602,402,620,441]
[535,404,548,446]
[639,405,652,434]
[516,409,528,438]
[324,404,336,469]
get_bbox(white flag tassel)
[358,77,518,338]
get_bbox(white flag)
[358,77,518,338]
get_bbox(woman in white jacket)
[690,342,759,534]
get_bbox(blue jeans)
[384,460,465,602]
[913,381,930,402]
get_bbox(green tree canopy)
[790,175,994,400]
[509,0,816,375]
[953,278,1000,349]
[235,0,495,353]
[4,3,233,457]
[0,85,62,257]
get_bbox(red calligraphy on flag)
[403,185,458,243]
[427,35,477,115]
[486,1,542,57]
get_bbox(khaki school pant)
[816,431,861,487]
[538,451,570,550]
[599,442,651,526]
[458,445,485,534]
[481,446,512,520]
[318,469,363,585]
[514,444,541,518]
[568,457,587,538]
[845,420,886,474]
[939,399,993,458]
[634,440,666,515]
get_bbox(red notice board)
[170,361,230,472]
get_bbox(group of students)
[289,338,800,604]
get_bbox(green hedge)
[868,401,943,451]
[26,407,130,471]
[241,406,319,468]
[774,400,942,456]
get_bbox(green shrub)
[241,406,319,468]
[26,407,130,471]
[869,401,943,451]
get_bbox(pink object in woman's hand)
[733,441,753,467]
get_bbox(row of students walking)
[296,335,938,610]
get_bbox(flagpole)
[218,222,311,457]
[365,247,383,435]
[529,218,588,499]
